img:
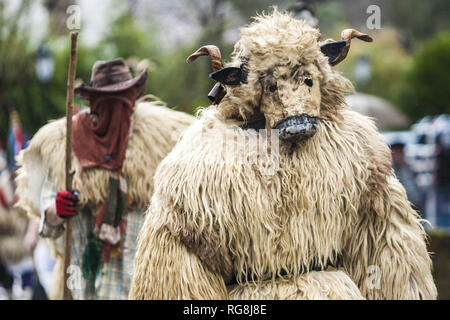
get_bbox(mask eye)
[304,78,313,87]
[269,84,277,92]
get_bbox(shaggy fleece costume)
[15,100,195,299]
[0,206,28,265]
[130,11,437,300]
[0,160,28,265]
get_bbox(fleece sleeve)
[38,170,65,239]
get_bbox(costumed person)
[129,10,437,300]
[15,58,195,299]
[4,110,54,300]
[0,137,30,299]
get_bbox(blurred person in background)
[0,142,14,299]
[433,116,450,229]
[406,115,450,230]
[0,113,52,300]
[391,140,423,213]
[0,139,32,299]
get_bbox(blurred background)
[0,0,448,299]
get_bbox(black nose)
[273,115,318,141]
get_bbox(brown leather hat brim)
[75,70,148,100]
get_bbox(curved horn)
[331,29,373,66]
[186,45,223,72]
[341,29,373,43]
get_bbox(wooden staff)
[62,31,79,300]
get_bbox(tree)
[397,32,450,121]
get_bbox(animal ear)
[209,67,246,85]
[320,41,347,65]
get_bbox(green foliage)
[396,32,450,121]
[98,12,159,61]
[315,2,346,39]
[336,28,412,104]
[146,45,214,114]
[386,0,450,42]
[0,34,99,141]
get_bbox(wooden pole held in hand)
[62,31,79,300]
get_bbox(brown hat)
[75,58,148,100]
